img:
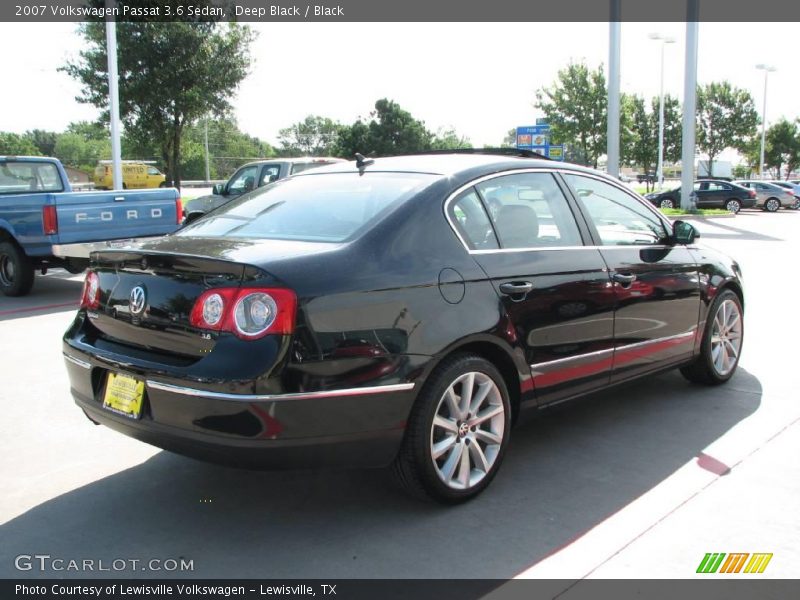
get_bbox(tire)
[680,289,743,385]
[659,198,675,209]
[394,354,512,503]
[0,241,35,297]
[725,199,741,213]
[159,182,167,188]
[764,197,780,213]
[64,259,89,275]
[793,199,800,210]
[122,183,128,190]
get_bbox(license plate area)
[102,373,145,419]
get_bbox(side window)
[228,166,259,194]
[260,165,281,185]
[448,189,499,250]
[147,167,161,176]
[564,174,669,246]
[476,172,582,249]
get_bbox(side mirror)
[212,183,224,195]
[673,220,700,244]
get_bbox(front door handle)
[499,281,534,296]
[611,272,637,286]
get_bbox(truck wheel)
[64,259,89,275]
[0,241,35,297]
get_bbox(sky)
[0,21,796,154]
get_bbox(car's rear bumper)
[63,350,417,469]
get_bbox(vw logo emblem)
[129,286,147,315]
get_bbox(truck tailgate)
[53,189,181,244]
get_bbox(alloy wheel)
[726,200,741,213]
[660,198,675,209]
[766,198,780,212]
[710,298,742,377]
[430,371,505,491]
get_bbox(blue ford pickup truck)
[0,156,182,296]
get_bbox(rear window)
[0,161,63,194]
[179,172,436,242]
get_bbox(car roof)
[0,155,60,163]
[294,153,606,180]
[240,157,345,168]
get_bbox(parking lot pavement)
[0,211,798,580]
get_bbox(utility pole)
[755,64,776,179]
[105,0,122,190]
[204,119,211,184]
[649,33,675,190]
[607,0,621,178]
[680,1,699,211]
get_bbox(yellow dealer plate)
[103,373,144,419]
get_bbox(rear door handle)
[611,272,637,286]
[499,281,534,296]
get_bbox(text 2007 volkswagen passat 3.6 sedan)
[63,152,745,503]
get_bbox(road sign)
[516,125,550,149]
[548,146,564,161]
[517,125,563,160]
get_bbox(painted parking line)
[0,301,76,317]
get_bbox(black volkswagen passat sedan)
[63,153,745,503]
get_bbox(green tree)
[430,127,471,150]
[0,132,41,156]
[696,81,759,176]
[336,99,434,157]
[183,117,274,178]
[764,118,800,179]
[53,132,109,171]
[501,128,517,147]
[62,17,254,189]
[535,62,607,168]
[25,130,58,156]
[621,94,682,191]
[277,115,342,156]
[67,121,109,142]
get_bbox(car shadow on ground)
[0,368,761,579]
[0,271,81,322]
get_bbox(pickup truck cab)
[0,156,182,296]
[182,157,344,224]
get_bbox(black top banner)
[3,0,800,22]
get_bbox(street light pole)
[105,0,122,191]
[756,64,776,179]
[649,33,675,190]
[607,2,621,179]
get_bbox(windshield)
[179,172,436,243]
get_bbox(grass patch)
[660,208,730,216]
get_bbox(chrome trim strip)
[442,166,673,255]
[63,353,92,370]
[145,380,416,402]
[529,347,615,371]
[613,329,696,351]
[528,330,696,371]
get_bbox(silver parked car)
[770,181,800,209]
[734,180,796,212]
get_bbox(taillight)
[43,205,58,235]
[175,197,183,224]
[80,271,100,309]
[190,288,296,340]
[749,190,756,198]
